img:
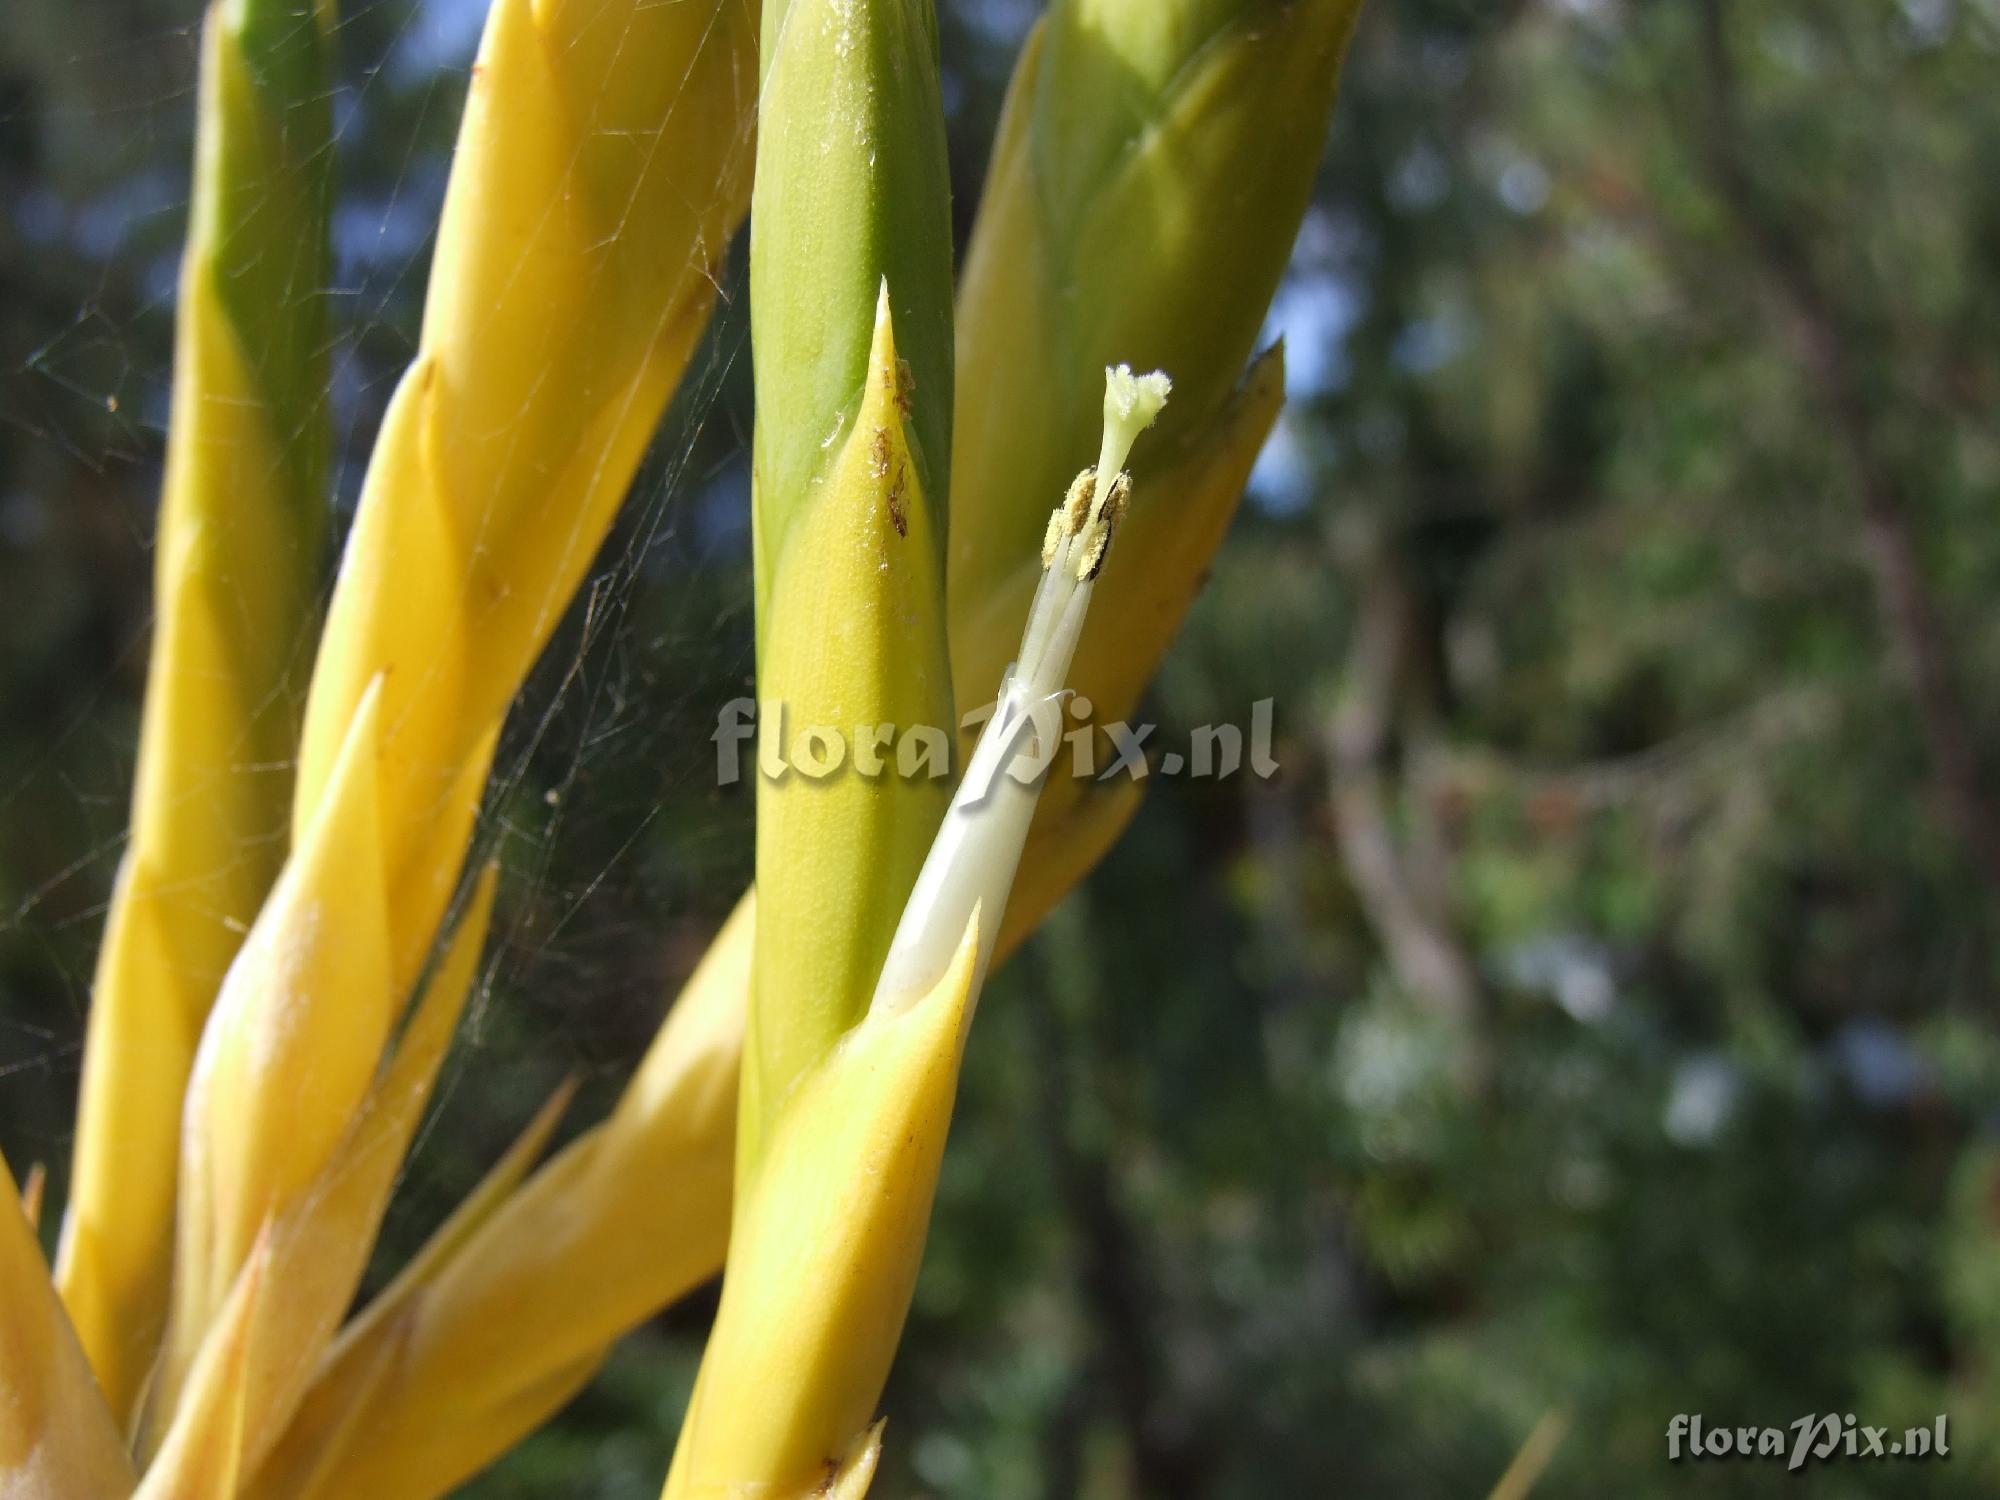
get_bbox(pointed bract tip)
[862,280,918,438]
[823,1418,886,1500]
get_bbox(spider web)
[0,0,771,1272]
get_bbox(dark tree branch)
[1328,565,1483,1031]
[1324,526,1490,1097]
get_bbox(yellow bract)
[147,860,498,1477]
[156,680,397,1432]
[254,896,750,1500]
[2,1155,136,1499]
[664,913,981,1498]
[57,0,760,1486]
[296,0,759,991]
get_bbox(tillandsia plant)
[3,0,1368,1495]
[273,1,1364,1487]
[234,3,1369,1488]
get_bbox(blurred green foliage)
[5,0,2000,1495]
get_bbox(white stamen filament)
[870,366,1170,1017]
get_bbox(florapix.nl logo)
[711,696,1279,788]
[1666,1412,1950,1472]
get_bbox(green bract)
[214,0,336,516]
[55,0,334,1424]
[743,0,957,1172]
[750,0,955,609]
[951,0,1363,609]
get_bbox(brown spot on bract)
[894,358,915,417]
[887,466,909,538]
